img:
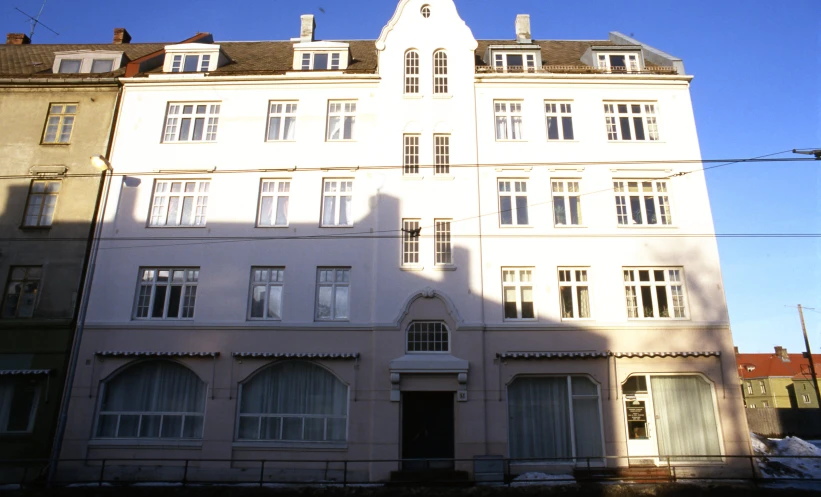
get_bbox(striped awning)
[613,351,720,358]
[95,351,220,358]
[0,369,51,375]
[232,352,359,360]
[498,351,721,360]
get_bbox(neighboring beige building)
[737,346,821,409]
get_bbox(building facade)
[55,0,749,482]
[737,346,821,409]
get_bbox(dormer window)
[597,53,641,73]
[292,41,350,72]
[58,60,81,73]
[171,54,211,73]
[162,44,225,73]
[301,52,341,70]
[53,51,123,74]
[494,53,535,73]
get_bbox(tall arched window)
[238,361,348,442]
[433,50,448,94]
[95,361,206,439]
[404,50,419,94]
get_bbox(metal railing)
[476,65,678,75]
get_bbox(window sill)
[432,174,454,181]
[606,140,665,144]
[247,318,283,322]
[315,319,351,323]
[432,94,453,99]
[147,225,208,228]
[626,317,689,321]
[495,139,527,143]
[503,318,538,322]
[401,175,424,181]
[18,225,52,231]
[545,139,579,143]
[616,224,677,229]
[325,139,357,143]
[499,224,533,228]
[403,94,423,99]
[232,441,348,451]
[320,225,354,228]
[554,224,587,229]
[265,140,297,143]
[433,265,456,271]
[256,224,290,228]
[39,142,71,146]
[132,318,196,321]
[400,265,424,271]
[88,439,203,448]
[561,317,594,322]
[160,141,218,145]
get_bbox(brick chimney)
[300,15,315,43]
[734,346,739,355]
[113,28,132,44]
[515,14,531,44]
[774,346,789,361]
[6,33,31,45]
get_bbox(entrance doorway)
[401,391,454,469]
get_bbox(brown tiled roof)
[0,43,166,77]
[736,352,821,380]
[475,39,628,67]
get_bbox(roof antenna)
[14,0,60,40]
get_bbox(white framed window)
[301,52,341,70]
[248,267,284,320]
[171,54,211,72]
[2,266,41,319]
[267,102,297,141]
[403,134,419,175]
[404,50,419,94]
[434,134,450,174]
[545,102,574,140]
[321,179,353,227]
[435,219,452,265]
[257,180,290,227]
[623,268,687,319]
[91,59,114,73]
[326,101,356,141]
[503,268,534,320]
[597,53,640,73]
[493,52,536,73]
[407,321,450,353]
[402,219,420,266]
[748,404,755,408]
[433,50,448,94]
[498,180,529,226]
[559,268,590,319]
[0,378,39,433]
[802,394,811,404]
[552,180,582,226]
[134,268,199,320]
[746,382,753,395]
[149,180,210,227]
[23,180,61,227]
[315,268,350,321]
[420,5,431,18]
[162,103,220,142]
[57,59,82,73]
[42,103,76,144]
[613,180,672,226]
[761,401,769,408]
[604,103,659,141]
[237,362,348,442]
[95,361,206,439]
[494,101,523,140]
[759,381,766,394]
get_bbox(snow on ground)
[751,432,821,479]
[510,472,575,486]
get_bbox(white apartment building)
[58,0,750,482]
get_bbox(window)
[494,101,523,140]
[248,267,284,320]
[623,268,687,319]
[404,50,419,94]
[803,394,811,404]
[95,361,206,439]
[493,52,536,73]
[149,180,210,227]
[57,59,81,73]
[509,376,603,460]
[407,321,449,353]
[498,180,528,226]
[321,179,353,227]
[267,102,297,141]
[134,268,199,319]
[559,268,590,319]
[435,219,452,265]
[746,382,753,395]
[552,180,582,226]
[42,103,76,144]
[2,266,41,319]
[301,52,341,70]
[403,135,419,175]
[316,268,350,321]
[162,103,220,142]
[257,180,290,227]
[402,219,420,266]
[170,54,211,72]
[237,362,347,442]
[23,180,61,227]
[761,401,769,408]
[90,59,114,73]
[545,102,574,140]
[434,135,450,174]
[759,381,766,394]
[604,103,659,141]
[597,53,639,73]
[420,5,431,17]
[0,377,39,433]
[433,50,448,94]
[503,268,534,320]
[613,180,672,226]
[326,101,356,141]
[748,404,755,408]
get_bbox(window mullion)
[163,281,171,318]
[567,376,577,459]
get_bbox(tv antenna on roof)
[14,0,60,40]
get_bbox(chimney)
[734,346,739,355]
[6,33,31,45]
[515,14,531,44]
[300,15,316,43]
[113,28,132,44]
[775,346,789,361]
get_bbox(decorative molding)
[393,288,464,328]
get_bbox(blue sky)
[3,0,819,353]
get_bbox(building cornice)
[475,73,693,84]
[121,74,380,87]
[0,78,120,88]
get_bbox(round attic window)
[421,5,431,18]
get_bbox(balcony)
[476,65,678,75]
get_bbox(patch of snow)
[751,432,821,479]
[511,472,575,486]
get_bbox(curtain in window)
[508,377,571,459]
[651,376,721,460]
[239,361,348,441]
[571,377,603,458]
[578,287,590,318]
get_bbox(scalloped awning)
[95,351,220,358]
[231,352,359,360]
[497,351,720,360]
[0,369,51,375]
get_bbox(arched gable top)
[376,0,477,52]
[394,287,463,330]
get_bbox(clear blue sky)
[3,0,819,353]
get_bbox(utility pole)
[797,304,821,407]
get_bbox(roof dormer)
[481,14,541,73]
[53,50,124,74]
[291,15,350,71]
[582,45,644,73]
[162,43,227,73]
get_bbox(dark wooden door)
[401,391,454,468]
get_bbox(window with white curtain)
[95,361,206,439]
[321,179,353,227]
[508,376,604,460]
[162,103,220,142]
[248,267,284,320]
[404,50,419,94]
[494,101,523,140]
[558,268,590,319]
[498,180,529,226]
[552,180,582,226]
[613,180,672,226]
[266,102,297,141]
[237,361,348,442]
[326,101,356,141]
[502,268,534,320]
[257,180,290,227]
[0,377,39,433]
[134,268,199,319]
[315,267,350,321]
[150,180,210,227]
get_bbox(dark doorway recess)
[401,391,454,470]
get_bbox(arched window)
[95,361,206,439]
[433,51,448,94]
[404,50,419,94]
[406,321,450,353]
[238,362,348,442]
